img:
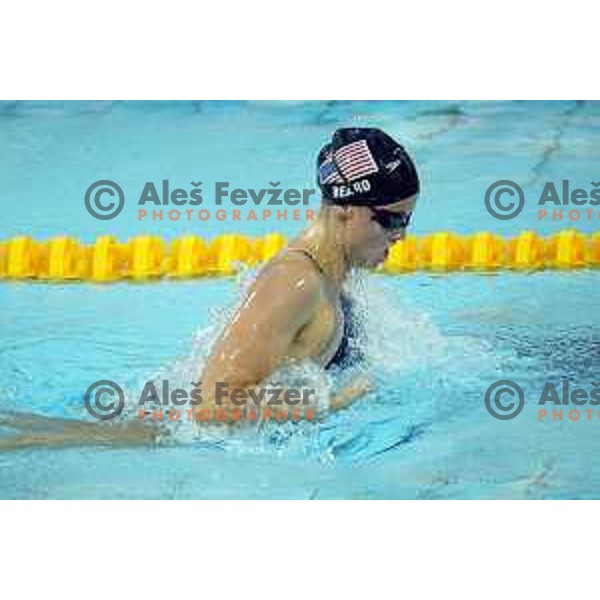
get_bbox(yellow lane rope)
[1,230,599,282]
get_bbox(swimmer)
[0,127,419,450]
[201,127,419,415]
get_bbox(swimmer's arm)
[200,262,321,401]
[0,413,161,452]
[329,375,373,411]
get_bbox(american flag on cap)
[334,139,379,182]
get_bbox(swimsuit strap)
[284,246,327,276]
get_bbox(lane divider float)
[0,230,599,282]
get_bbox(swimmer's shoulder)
[248,248,324,309]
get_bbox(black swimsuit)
[287,248,363,371]
[325,294,363,370]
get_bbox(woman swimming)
[201,127,419,414]
[0,127,419,449]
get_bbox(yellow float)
[0,230,598,282]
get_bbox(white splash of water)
[354,274,497,377]
[120,269,502,456]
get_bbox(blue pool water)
[1,100,600,499]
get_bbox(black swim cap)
[317,127,419,206]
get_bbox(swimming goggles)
[371,209,412,230]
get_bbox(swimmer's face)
[344,195,417,268]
